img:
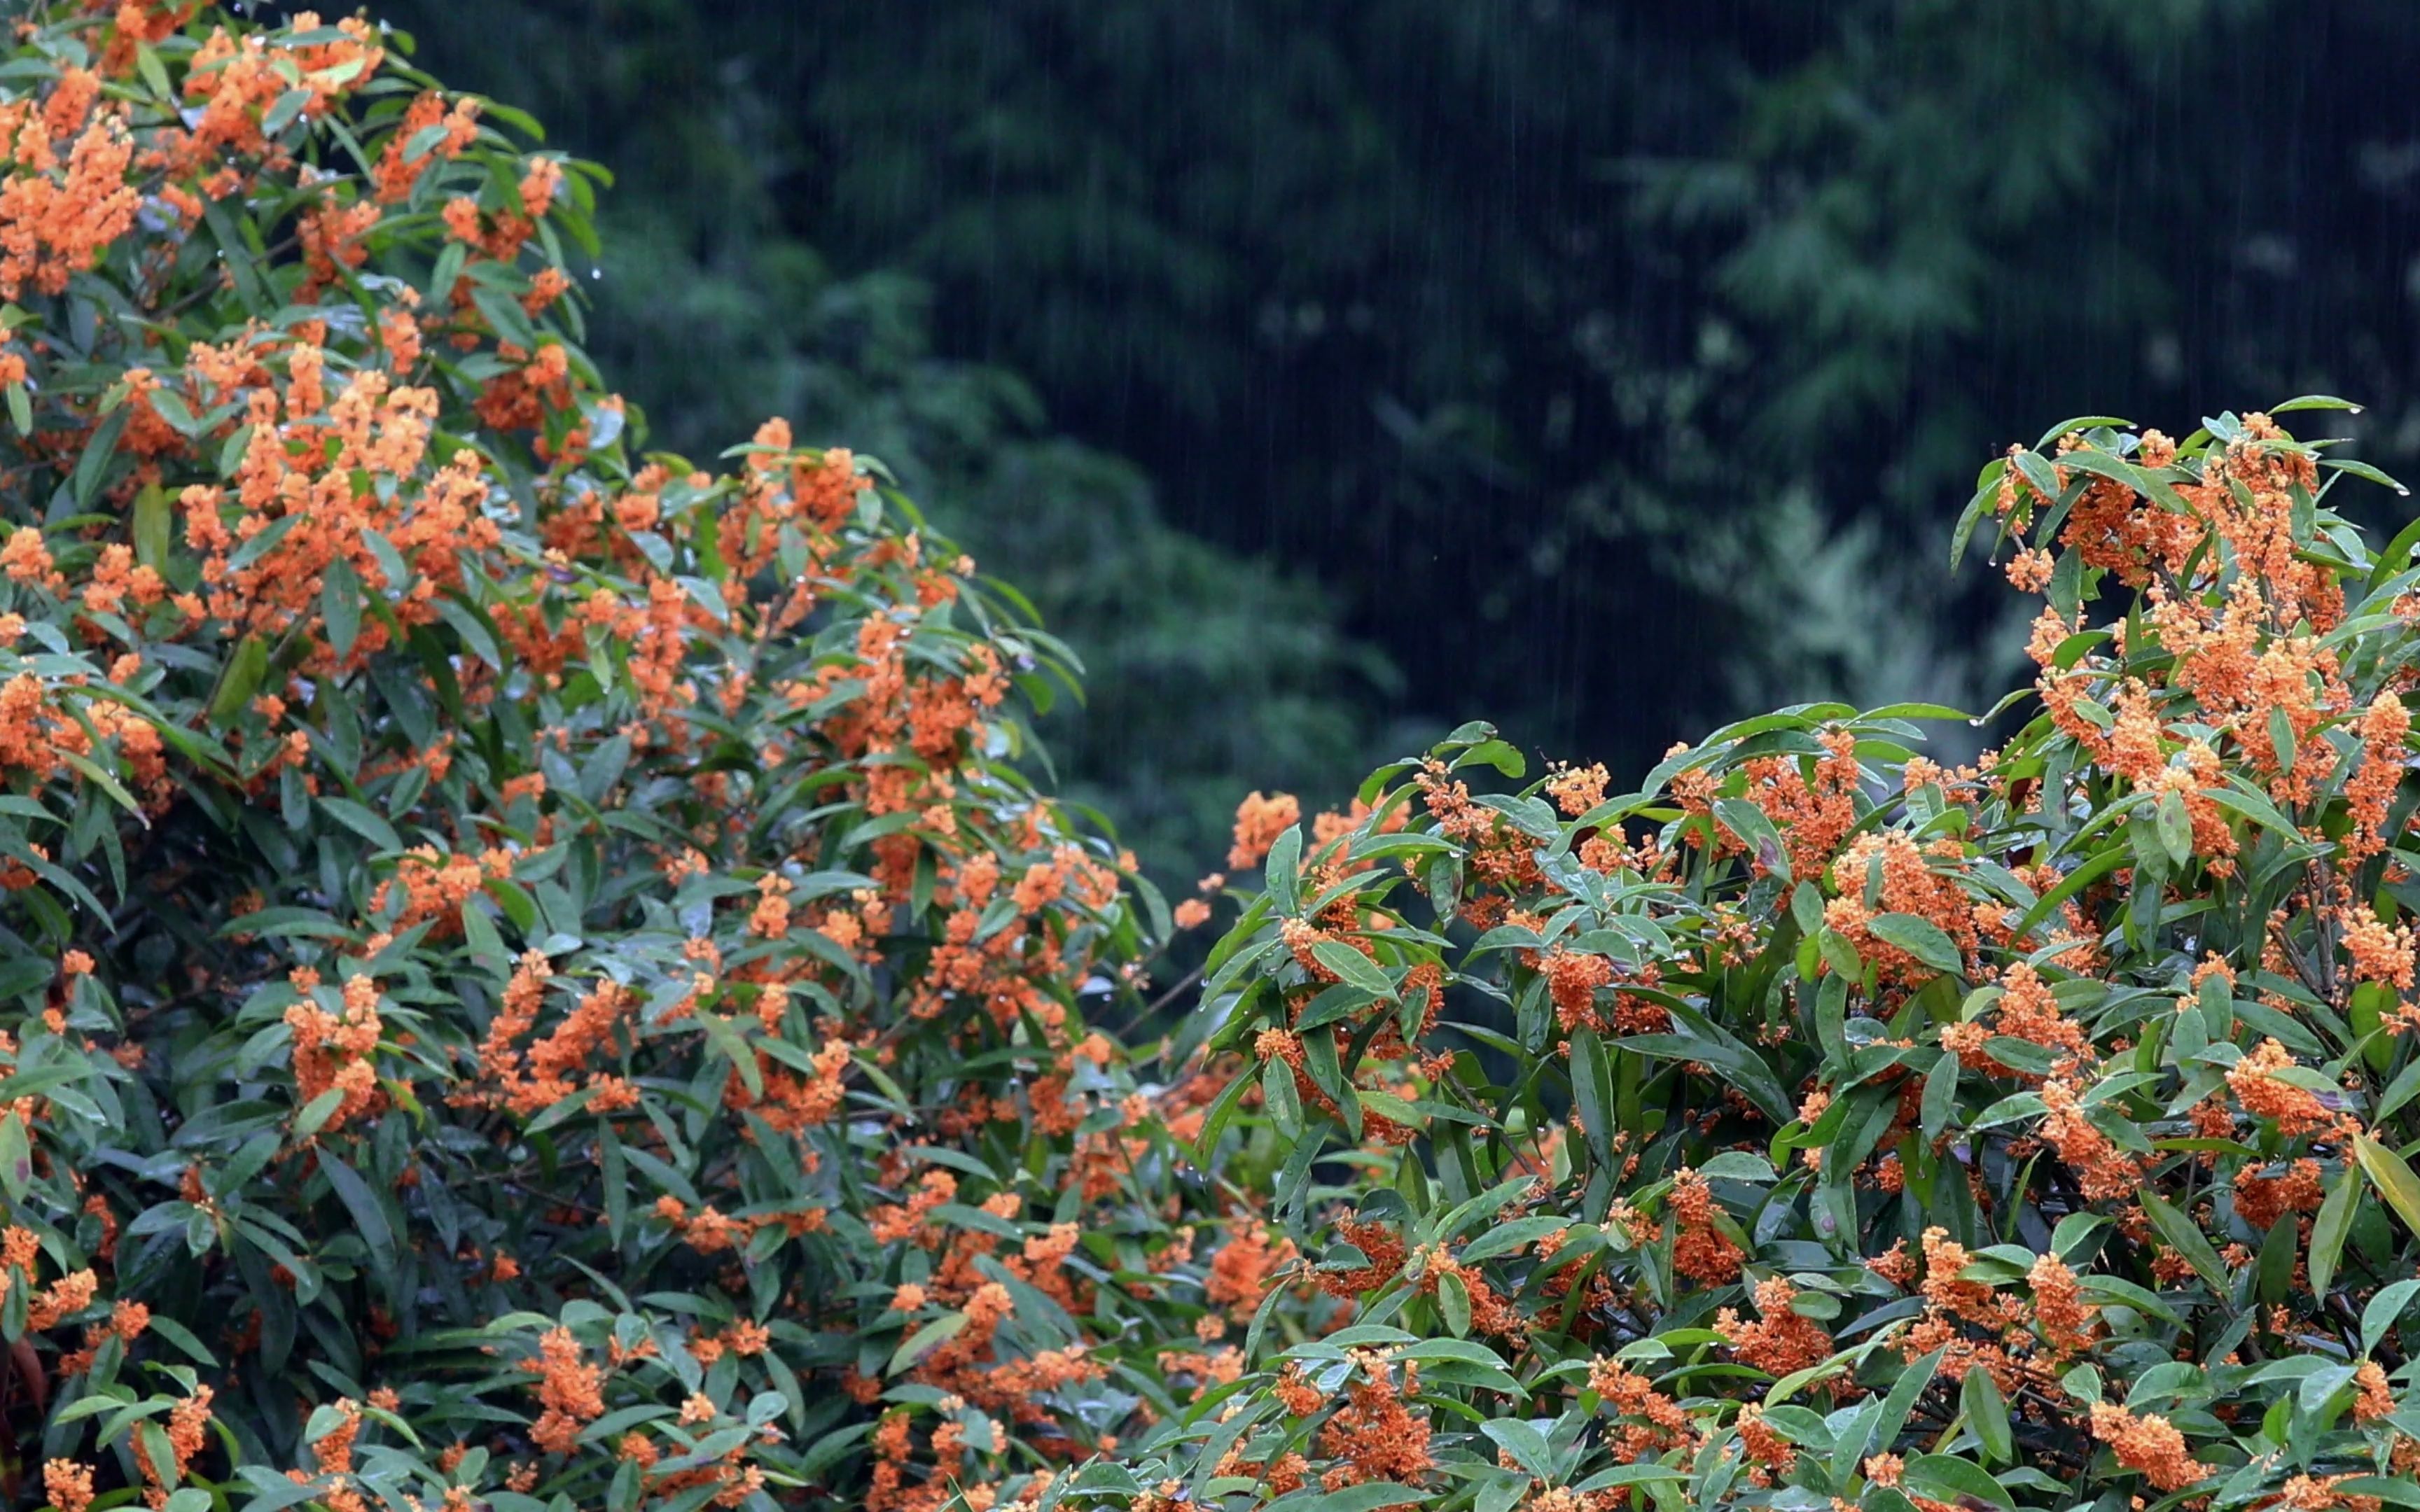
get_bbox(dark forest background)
[363,0,2420,881]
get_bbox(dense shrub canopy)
[11,8,2420,1512]
[1117,409,2420,1512]
[0,6,1242,1512]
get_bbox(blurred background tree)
[361,0,2420,878]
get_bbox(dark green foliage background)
[366,0,2420,876]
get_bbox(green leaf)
[1455,739,1525,779]
[61,749,144,821]
[2035,415,2134,449]
[2309,1163,2358,1300]
[134,41,172,99]
[138,1422,181,1499]
[1920,1053,1959,1144]
[319,797,403,852]
[73,405,130,508]
[1859,701,1977,723]
[2354,1133,2420,1237]
[209,634,270,728]
[1713,797,1790,881]
[1459,1214,1571,1264]
[2209,779,2307,844]
[323,557,363,659]
[1571,1465,1688,1493]
[2377,1047,2420,1122]
[1858,1348,1942,1468]
[1436,1268,1470,1336]
[1904,1455,2014,1511]
[319,1154,396,1278]
[0,1112,29,1200]
[134,482,172,570]
[2271,395,2363,415]
[471,285,541,350]
[2321,456,2409,497]
[1569,1028,1615,1171]
[142,1315,215,1368]
[232,1469,333,1512]
[2155,788,2194,869]
[2008,848,2127,944]
[260,85,314,137]
[2012,449,2063,503]
[1265,825,1302,915]
[1262,1058,1302,1138]
[1865,913,1962,976]
[2136,1186,2227,1291]
[1621,1018,1793,1126]
[2267,704,2297,779]
[2073,1274,2185,1327]
[291,1087,347,1143]
[2363,1277,2420,1355]
[148,386,198,436]
[1355,1087,1421,1128]
[1304,1486,1428,1512]
[1961,1366,2012,1464]
[886,1312,968,1376]
[1309,939,1396,1000]
[1478,1419,1554,1481]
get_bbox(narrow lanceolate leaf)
[1856,1348,1942,1468]
[1304,1486,1428,1512]
[1265,824,1302,914]
[886,1312,968,1376]
[1570,1028,1616,1170]
[2136,1187,2228,1292]
[1262,1057,1303,1137]
[2309,1162,2359,1299]
[2155,788,2194,868]
[323,557,363,658]
[319,1154,395,1278]
[209,633,270,727]
[1921,1053,1959,1144]
[134,482,172,568]
[1961,1366,2012,1464]
[2353,1133,2420,1237]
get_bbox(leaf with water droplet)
[2323,456,2409,496]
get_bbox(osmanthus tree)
[0,5,1298,1512]
[1088,410,2420,1512]
[21,8,2420,1512]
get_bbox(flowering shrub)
[1088,408,2420,1512]
[0,5,1277,1511]
[20,7,2420,1512]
